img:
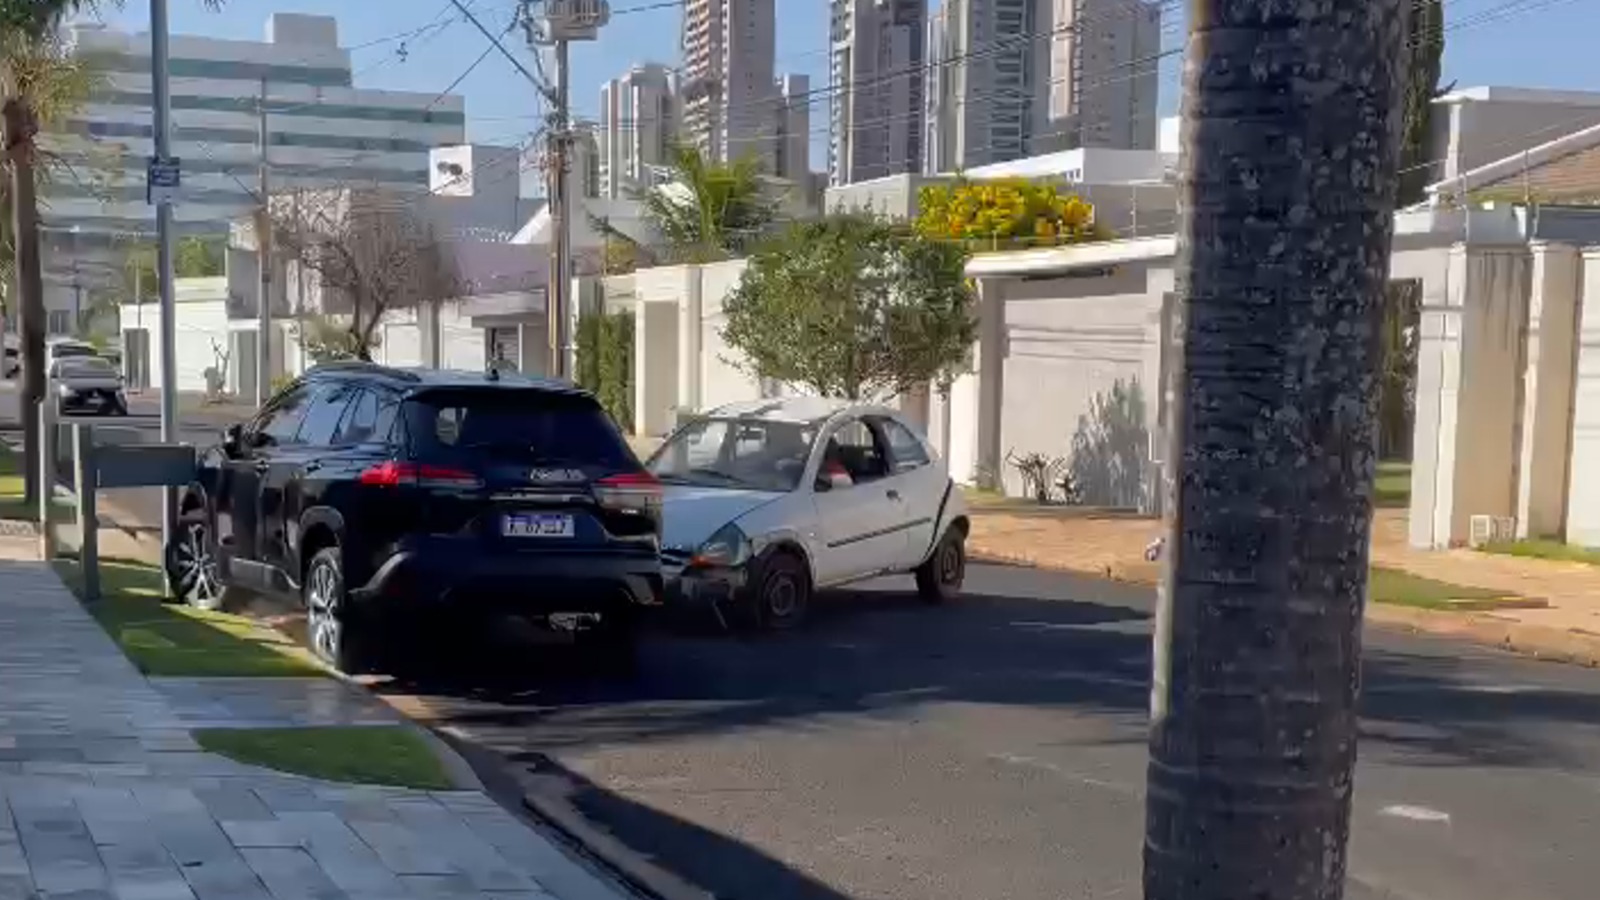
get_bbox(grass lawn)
[0,443,35,521]
[1480,538,1600,567]
[1374,460,1411,509]
[1368,566,1515,610]
[194,726,452,789]
[52,557,326,678]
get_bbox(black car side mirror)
[222,423,243,457]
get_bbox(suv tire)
[304,547,369,675]
[915,529,966,604]
[164,511,237,612]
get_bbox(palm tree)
[1143,4,1408,900]
[636,143,778,263]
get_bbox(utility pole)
[1141,4,1408,900]
[255,77,273,406]
[547,39,571,380]
[3,98,45,507]
[520,0,608,381]
[148,0,182,558]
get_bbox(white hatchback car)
[646,397,969,630]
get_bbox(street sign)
[541,0,609,40]
[146,156,181,205]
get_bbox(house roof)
[1426,119,1600,204]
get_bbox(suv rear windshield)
[401,388,635,469]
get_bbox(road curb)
[969,548,1600,668]
[511,754,713,900]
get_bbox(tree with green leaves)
[636,144,778,263]
[721,213,975,401]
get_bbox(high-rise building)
[680,0,777,169]
[1037,0,1161,152]
[43,13,466,332]
[598,63,676,199]
[773,74,811,184]
[829,0,926,186]
[924,0,1037,173]
[924,0,1160,174]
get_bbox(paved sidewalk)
[967,505,1600,664]
[0,540,630,900]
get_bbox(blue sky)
[100,0,1596,172]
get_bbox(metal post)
[36,401,56,561]
[256,77,273,406]
[547,39,571,381]
[72,424,99,602]
[150,0,180,576]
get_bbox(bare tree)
[269,187,460,361]
[1144,3,1408,900]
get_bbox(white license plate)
[502,513,575,538]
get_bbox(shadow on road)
[373,583,1156,751]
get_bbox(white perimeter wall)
[994,268,1164,502]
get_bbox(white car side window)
[878,419,931,472]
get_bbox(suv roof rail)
[307,360,422,382]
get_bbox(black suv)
[163,362,664,673]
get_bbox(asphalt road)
[375,567,1600,900]
[7,382,1597,900]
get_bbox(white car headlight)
[55,383,73,397]
[692,522,753,568]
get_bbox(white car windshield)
[648,417,818,492]
[53,358,115,379]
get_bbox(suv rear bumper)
[350,543,664,614]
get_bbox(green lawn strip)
[1479,537,1600,567]
[194,726,452,790]
[1374,460,1411,509]
[51,557,326,678]
[1368,566,1525,610]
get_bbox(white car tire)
[916,530,966,605]
[749,550,811,631]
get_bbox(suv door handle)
[886,489,901,501]
[254,459,270,473]
[302,460,322,473]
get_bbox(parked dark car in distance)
[163,361,664,674]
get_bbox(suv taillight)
[358,461,483,490]
[593,470,662,518]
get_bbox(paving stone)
[219,822,303,850]
[237,847,345,900]
[0,557,628,900]
[0,874,34,900]
[98,837,197,900]
[193,789,273,825]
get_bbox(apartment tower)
[680,0,777,170]
[598,63,676,198]
[925,0,1160,173]
[829,0,926,186]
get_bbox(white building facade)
[598,63,677,199]
[829,0,925,186]
[42,13,465,334]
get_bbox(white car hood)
[660,484,784,553]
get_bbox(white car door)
[809,418,912,585]
[871,415,948,569]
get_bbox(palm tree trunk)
[3,98,45,508]
[1144,4,1408,899]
